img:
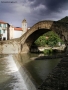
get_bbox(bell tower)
[22,19,27,34]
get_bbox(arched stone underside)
[20,21,68,53]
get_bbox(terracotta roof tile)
[14,27,22,31]
[0,20,7,24]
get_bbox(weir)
[0,55,28,90]
[13,54,38,90]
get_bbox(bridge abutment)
[21,43,30,53]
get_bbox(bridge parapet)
[32,20,53,29]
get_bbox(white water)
[0,55,28,90]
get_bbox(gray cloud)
[29,0,68,12]
[27,0,68,24]
[0,0,68,27]
[28,0,68,18]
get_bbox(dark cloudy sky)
[0,0,68,27]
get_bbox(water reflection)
[24,58,61,85]
[13,53,61,86]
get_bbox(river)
[0,54,28,90]
[0,53,61,90]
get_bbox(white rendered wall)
[13,30,23,38]
[9,26,14,39]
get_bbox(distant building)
[0,20,10,40]
[13,27,23,38]
[9,25,14,39]
[0,19,30,40]
[22,19,27,34]
[9,19,30,39]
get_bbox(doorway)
[3,37,6,40]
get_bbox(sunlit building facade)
[0,20,10,40]
[0,19,30,40]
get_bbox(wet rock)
[38,56,68,90]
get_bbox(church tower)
[22,19,27,34]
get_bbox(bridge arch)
[20,20,68,53]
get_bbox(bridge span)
[0,20,68,54]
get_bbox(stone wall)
[0,38,21,54]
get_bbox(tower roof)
[22,19,27,23]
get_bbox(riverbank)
[38,54,68,90]
[35,52,67,60]
[38,45,66,52]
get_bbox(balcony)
[2,27,7,30]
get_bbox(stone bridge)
[20,20,68,53]
[0,20,68,54]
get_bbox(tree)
[34,31,64,47]
[58,16,68,23]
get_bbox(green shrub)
[43,49,53,55]
[34,31,64,47]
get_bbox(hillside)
[58,16,68,23]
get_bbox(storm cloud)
[0,0,68,27]
[29,0,68,11]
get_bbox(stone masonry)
[0,38,21,54]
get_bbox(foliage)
[34,31,64,47]
[58,16,68,23]
[34,35,47,46]
[43,48,53,55]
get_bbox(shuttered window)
[3,24,6,28]
[3,30,5,33]
[0,30,1,34]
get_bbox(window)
[0,30,1,34]
[3,24,6,28]
[3,30,5,33]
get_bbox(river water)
[0,53,61,89]
[0,54,28,90]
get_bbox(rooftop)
[14,27,22,31]
[0,20,8,24]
